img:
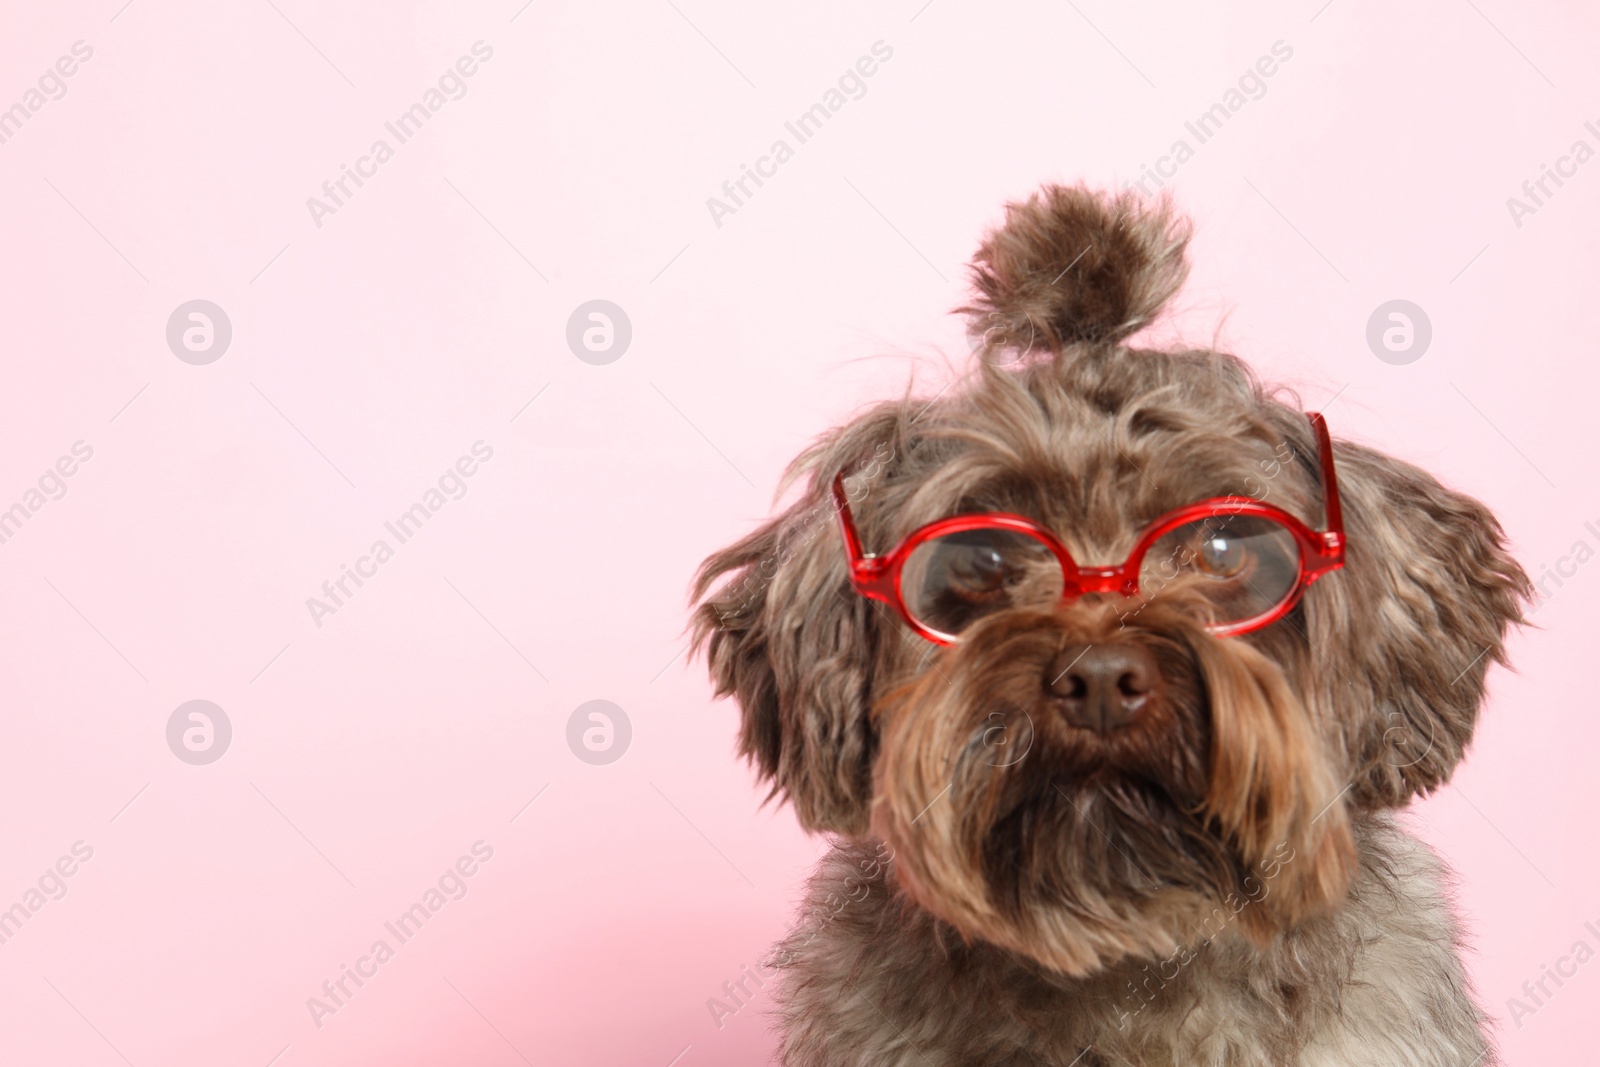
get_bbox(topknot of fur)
[959,184,1191,355]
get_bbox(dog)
[691,185,1529,1066]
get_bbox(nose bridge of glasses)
[1066,565,1132,596]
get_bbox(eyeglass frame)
[831,411,1346,645]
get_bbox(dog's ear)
[691,421,904,836]
[957,183,1190,355]
[1305,439,1530,804]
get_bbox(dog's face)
[693,186,1528,976]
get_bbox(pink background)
[2,1,1597,1064]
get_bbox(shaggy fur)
[692,184,1529,1065]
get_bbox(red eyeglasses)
[833,412,1345,644]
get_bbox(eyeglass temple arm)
[831,472,865,562]
[831,472,893,594]
[1307,411,1344,555]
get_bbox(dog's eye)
[1195,534,1248,579]
[1138,515,1303,627]
[947,545,1013,596]
[902,529,1065,636]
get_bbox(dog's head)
[692,185,1529,975]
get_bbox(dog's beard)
[869,597,1356,976]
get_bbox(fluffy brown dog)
[692,185,1528,1066]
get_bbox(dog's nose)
[1046,643,1157,733]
